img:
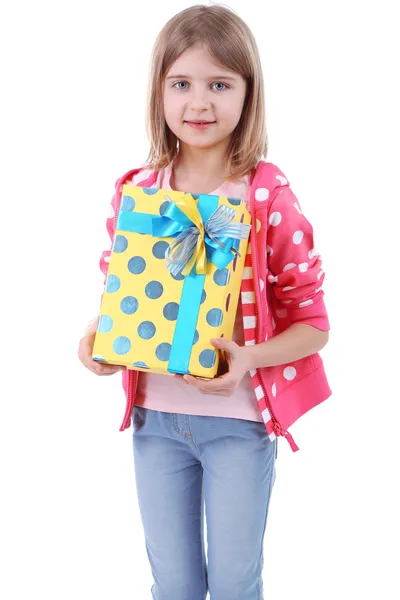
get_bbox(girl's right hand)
[78,317,126,376]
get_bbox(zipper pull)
[283,430,300,452]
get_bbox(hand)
[78,317,126,376]
[177,338,252,396]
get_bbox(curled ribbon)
[158,193,251,276]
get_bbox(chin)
[178,132,228,150]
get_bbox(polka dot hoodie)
[99,161,331,452]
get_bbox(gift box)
[92,185,251,378]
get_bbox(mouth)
[184,120,216,130]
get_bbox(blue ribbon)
[117,195,241,273]
[116,193,245,374]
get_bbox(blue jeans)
[131,406,277,600]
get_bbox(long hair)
[144,4,268,180]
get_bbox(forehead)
[166,45,240,79]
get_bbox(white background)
[1,1,399,598]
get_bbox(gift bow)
[152,193,251,276]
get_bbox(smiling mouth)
[184,120,216,124]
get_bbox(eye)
[173,81,188,90]
[212,82,229,91]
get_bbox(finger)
[97,370,123,376]
[210,337,239,354]
[95,363,125,375]
[82,316,99,337]
[81,354,124,375]
[184,374,230,393]
[173,374,186,382]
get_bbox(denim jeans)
[132,406,277,600]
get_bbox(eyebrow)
[165,74,238,81]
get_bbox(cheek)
[220,100,245,127]
[164,95,183,125]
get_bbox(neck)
[175,142,228,180]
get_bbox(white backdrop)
[1,1,399,598]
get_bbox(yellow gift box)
[92,185,251,378]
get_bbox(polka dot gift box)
[92,185,251,378]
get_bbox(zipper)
[120,369,139,431]
[250,188,299,453]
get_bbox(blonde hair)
[144,4,268,181]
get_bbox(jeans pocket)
[132,405,147,432]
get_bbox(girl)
[78,4,331,599]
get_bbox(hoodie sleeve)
[266,186,330,331]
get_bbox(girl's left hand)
[176,338,253,396]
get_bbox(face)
[163,44,247,152]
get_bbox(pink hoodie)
[99,161,331,452]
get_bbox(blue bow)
[117,192,250,277]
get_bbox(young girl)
[79,4,331,599]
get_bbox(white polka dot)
[272,383,277,397]
[293,230,304,245]
[266,245,273,256]
[294,202,303,214]
[104,255,110,263]
[276,175,288,186]
[283,286,295,292]
[299,299,313,307]
[255,187,269,201]
[259,278,265,291]
[316,286,322,293]
[247,339,256,346]
[256,219,261,233]
[250,368,257,377]
[108,204,115,219]
[283,263,296,272]
[317,269,324,280]
[276,308,288,318]
[269,212,282,227]
[283,366,297,381]
[268,274,278,283]
[308,248,318,259]
[298,263,309,272]
[272,317,276,330]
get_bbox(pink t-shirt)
[131,163,263,423]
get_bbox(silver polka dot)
[128,256,146,274]
[206,308,223,327]
[138,321,156,339]
[156,343,171,361]
[152,241,169,259]
[163,302,179,321]
[145,281,163,299]
[213,268,230,286]
[199,349,216,368]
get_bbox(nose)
[188,85,212,112]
